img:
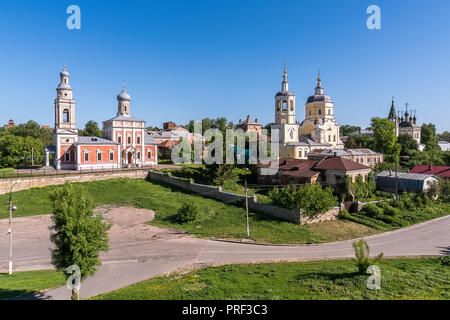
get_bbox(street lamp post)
[244,168,250,238]
[8,180,20,275]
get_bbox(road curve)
[1,208,449,300]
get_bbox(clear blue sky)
[1,0,449,132]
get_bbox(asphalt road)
[1,207,449,300]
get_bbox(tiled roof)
[410,165,450,178]
[314,156,370,171]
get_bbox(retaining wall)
[0,170,149,195]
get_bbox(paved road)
[1,207,449,300]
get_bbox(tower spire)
[281,63,288,91]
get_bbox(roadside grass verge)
[0,178,377,244]
[0,270,65,300]
[92,257,450,300]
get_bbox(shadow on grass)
[0,289,36,300]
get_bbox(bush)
[269,184,338,216]
[361,204,383,218]
[385,205,400,217]
[174,200,199,223]
[352,239,384,274]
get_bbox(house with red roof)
[410,165,450,179]
[255,154,371,186]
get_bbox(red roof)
[410,165,450,178]
[314,156,370,171]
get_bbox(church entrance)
[128,152,133,164]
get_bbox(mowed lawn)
[92,257,450,300]
[0,270,65,300]
[0,178,377,244]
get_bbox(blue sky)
[0,0,449,132]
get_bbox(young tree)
[397,133,419,156]
[50,182,110,300]
[371,117,401,163]
[80,120,103,137]
[421,123,438,147]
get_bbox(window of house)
[97,150,102,161]
[328,135,331,142]
[65,151,70,162]
[109,150,114,161]
[318,109,322,115]
[127,135,131,145]
[84,152,89,162]
[137,135,141,144]
[333,135,336,142]
[137,151,141,160]
[147,150,152,159]
[118,135,122,144]
[63,110,69,123]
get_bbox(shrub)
[269,184,338,216]
[352,239,384,274]
[361,204,383,218]
[174,200,199,223]
[385,205,400,217]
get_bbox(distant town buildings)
[3,119,15,129]
[307,148,384,168]
[44,66,158,170]
[236,115,262,136]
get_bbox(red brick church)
[45,66,158,170]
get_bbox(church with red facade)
[44,66,158,170]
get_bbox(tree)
[340,125,361,137]
[397,133,419,156]
[353,239,383,274]
[409,147,445,167]
[371,117,400,163]
[0,134,44,168]
[421,123,438,147]
[50,182,110,300]
[80,120,102,137]
[437,131,450,142]
[269,184,338,215]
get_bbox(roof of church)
[275,90,295,97]
[306,94,333,103]
[77,136,119,145]
[399,120,420,128]
[105,115,145,122]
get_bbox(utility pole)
[245,176,250,237]
[8,180,20,275]
[31,147,34,167]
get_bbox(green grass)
[0,178,377,244]
[92,257,450,300]
[0,270,65,300]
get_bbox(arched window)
[127,134,132,145]
[63,109,70,123]
[117,134,122,144]
[136,134,141,144]
[318,109,322,115]
[333,135,336,142]
[109,150,114,161]
[282,101,288,111]
[84,150,89,162]
[289,129,294,139]
[147,149,152,159]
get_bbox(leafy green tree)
[80,120,102,137]
[0,134,44,168]
[8,120,53,147]
[50,183,110,300]
[269,184,338,216]
[174,200,199,223]
[371,117,401,163]
[421,123,438,147]
[437,131,450,142]
[409,148,445,167]
[397,133,419,156]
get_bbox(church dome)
[276,90,295,97]
[117,84,130,102]
[307,94,333,103]
[60,65,69,77]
